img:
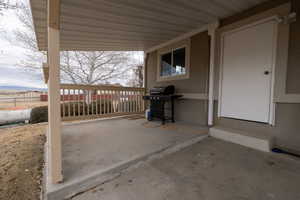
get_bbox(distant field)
[0,91,47,110]
[0,102,48,110]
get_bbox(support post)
[47,0,63,183]
[208,22,219,126]
[143,52,148,89]
[143,52,148,112]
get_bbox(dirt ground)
[0,124,46,200]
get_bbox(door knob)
[264,71,270,75]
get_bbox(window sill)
[157,74,190,82]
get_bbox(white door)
[219,20,277,123]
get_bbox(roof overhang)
[30,0,269,52]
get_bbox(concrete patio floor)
[72,137,300,200]
[45,116,208,199]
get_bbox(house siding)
[215,0,300,153]
[146,32,210,125]
[145,0,300,153]
[286,0,300,93]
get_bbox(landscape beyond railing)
[60,84,145,121]
[0,95,46,110]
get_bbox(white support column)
[47,0,63,183]
[208,22,219,126]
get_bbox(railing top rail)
[60,84,145,92]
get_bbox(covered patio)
[29,0,300,199]
[30,0,265,186]
[47,117,208,199]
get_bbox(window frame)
[157,40,190,82]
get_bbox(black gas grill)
[143,85,182,124]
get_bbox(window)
[157,44,189,81]
[160,47,186,77]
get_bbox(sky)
[0,0,46,88]
[0,0,144,89]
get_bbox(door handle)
[264,70,270,75]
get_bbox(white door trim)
[218,16,279,125]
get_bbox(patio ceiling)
[30,0,268,51]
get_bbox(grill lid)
[150,85,175,95]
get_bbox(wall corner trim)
[208,21,220,126]
[208,21,220,36]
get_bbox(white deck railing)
[60,84,145,121]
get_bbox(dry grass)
[0,101,48,110]
[0,124,46,200]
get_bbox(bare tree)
[127,64,144,87]
[0,0,17,14]
[60,51,133,85]
[2,0,45,70]
[2,0,140,85]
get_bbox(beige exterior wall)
[214,0,300,153]
[146,31,210,125]
[286,0,300,93]
[146,0,300,153]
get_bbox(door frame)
[217,16,279,125]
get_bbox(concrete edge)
[62,114,144,126]
[45,134,208,200]
[209,127,273,152]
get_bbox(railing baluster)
[136,91,138,113]
[85,90,87,116]
[108,90,111,114]
[92,90,94,115]
[125,91,127,113]
[139,91,142,112]
[111,90,113,114]
[62,89,65,118]
[121,91,124,113]
[118,90,121,113]
[82,90,85,117]
[96,90,98,115]
[113,90,116,113]
[100,90,102,115]
[128,91,130,113]
[77,89,80,117]
[73,89,75,117]
[137,91,140,112]
[68,89,71,117]
[104,90,107,114]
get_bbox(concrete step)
[209,126,273,152]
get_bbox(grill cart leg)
[162,101,165,125]
[171,98,175,123]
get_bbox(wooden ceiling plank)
[93,0,210,24]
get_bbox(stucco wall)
[146,31,210,125]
